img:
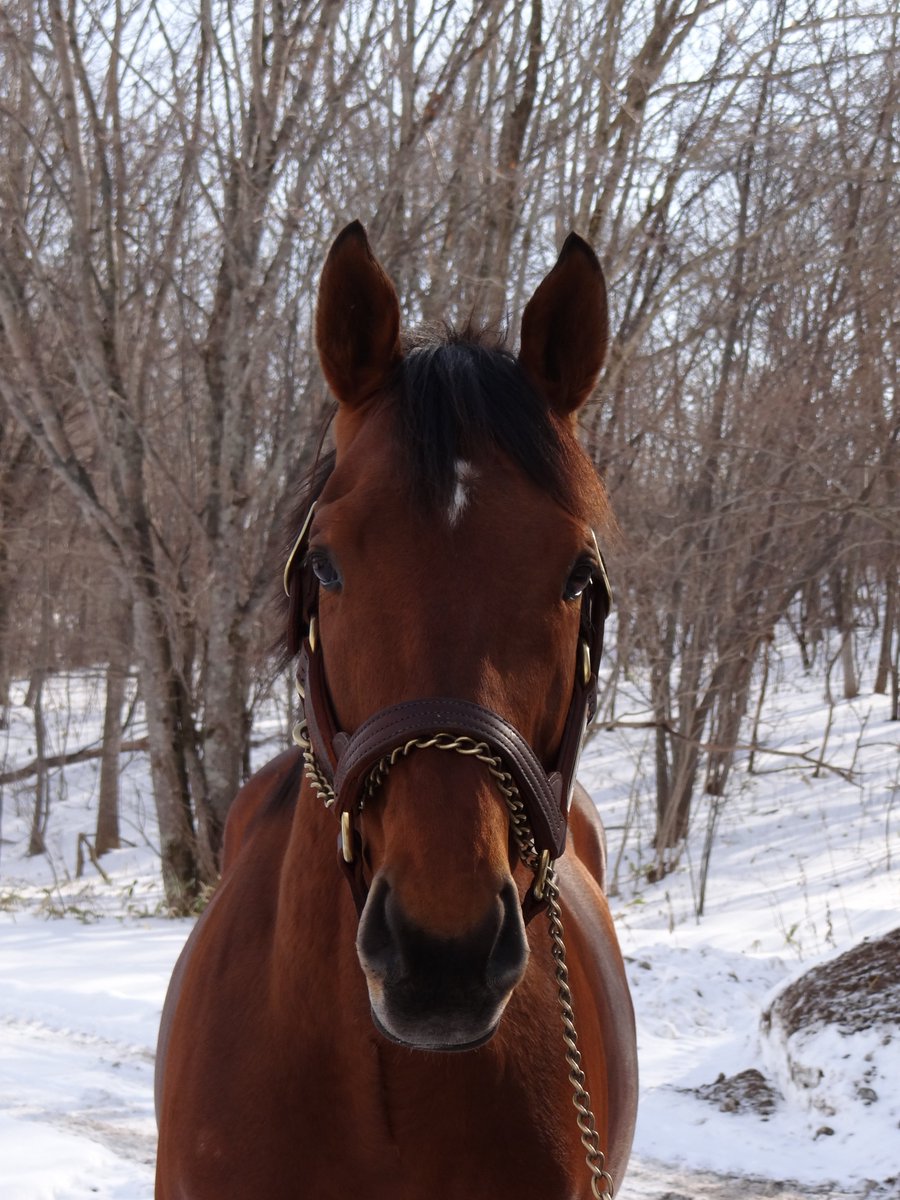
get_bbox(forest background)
[1,0,897,912]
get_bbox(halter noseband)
[284,500,612,923]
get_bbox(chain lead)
[544,867,615,1199]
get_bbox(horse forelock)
[396,327,582,516]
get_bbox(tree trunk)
[475,0,543,327]
[705,650,755,797]
[131,591,201,912]
[874,569,895,696]
[840,628,859,701]
[26,667,49,856]
[201,613,247,869]
[831,568,859,700]
[26,542,52,855]
[650,648,672,845]
[748,632,774,774]
[95,608,131,857]
[0,538,11,726]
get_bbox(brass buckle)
[533,849,552,900]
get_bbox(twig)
[0,738,149,785]
[75,833,112,884]
[597,719,856,782]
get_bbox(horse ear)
[518,233,609,419]
[315,221,402,408]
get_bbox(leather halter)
[285,500,612,922]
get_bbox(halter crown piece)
[282,499,613,922]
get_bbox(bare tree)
[1,0,897,901]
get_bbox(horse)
[155,222,638,1199]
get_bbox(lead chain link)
[291,719,337,808]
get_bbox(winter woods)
[1,0,897,908]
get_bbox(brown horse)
[155,223,637,1199]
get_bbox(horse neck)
[267,777,362,1001]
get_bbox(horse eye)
[309,551,341,591]
[564,560,594,602]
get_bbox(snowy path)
[0,1000,881,1200]
[0,920,177,1199]
[0,1002,879,1200]
[1,917,894,1200]
[1,654,897,1197]
[0,1015,156,1194]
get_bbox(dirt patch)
[692,1067,782,1118]
[49,1112,157,1165]
[763,928,900,1038]
[621,1157,899,1199]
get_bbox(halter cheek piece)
[283,501,612,923]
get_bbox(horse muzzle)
[356,875,529,1051]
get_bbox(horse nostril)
[356,876,401,980]
[486,879,529,994]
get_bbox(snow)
[0,921,182,1199]
[1,637,897,1198]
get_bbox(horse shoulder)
[156,749,301,1129]
[568,781,608,893]
[221,747,301,872]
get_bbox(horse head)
[287,221,611,1052]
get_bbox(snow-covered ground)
[1,634,897,1199]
